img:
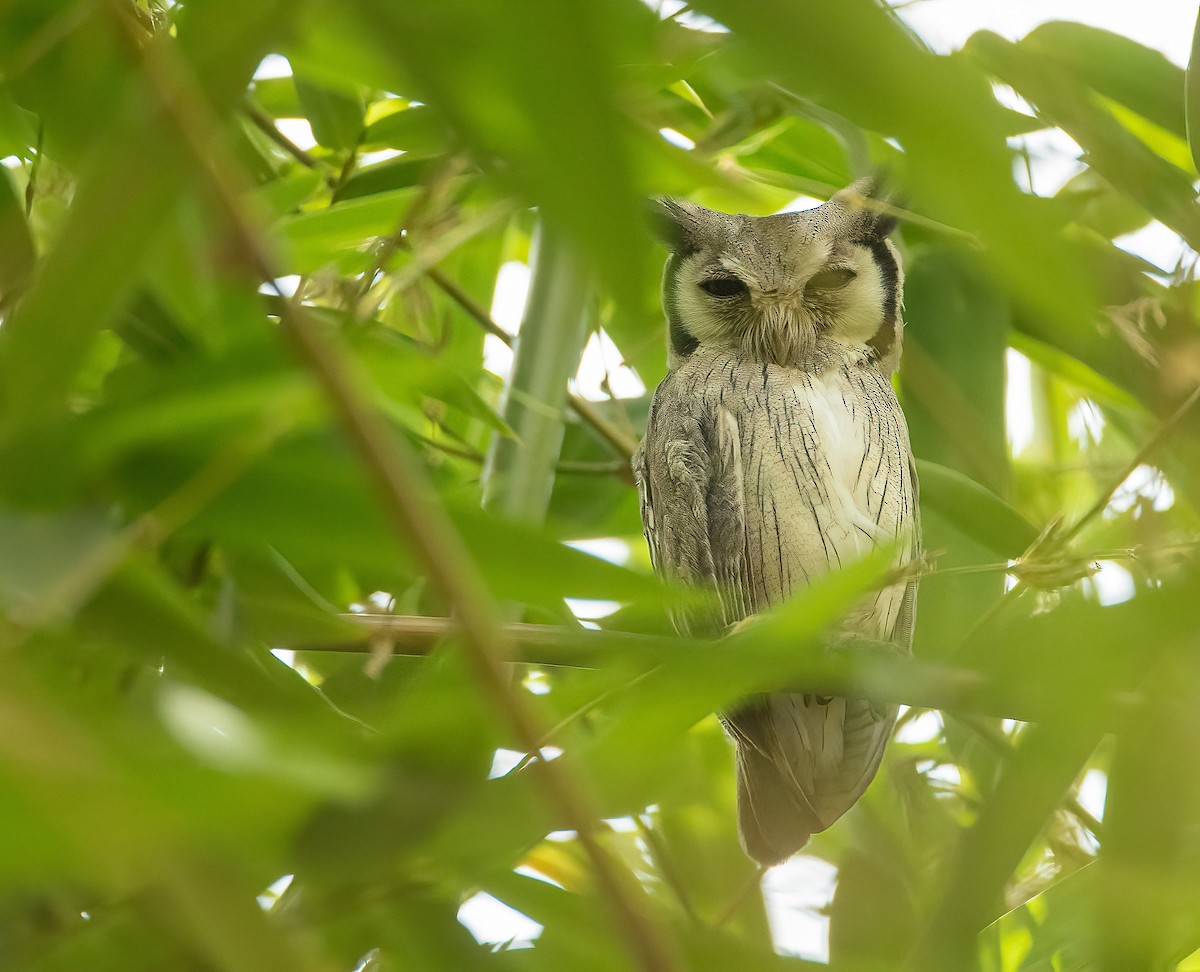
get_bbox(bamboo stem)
[481,221,591,521]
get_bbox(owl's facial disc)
[653,187,903,368]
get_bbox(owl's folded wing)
[633,393,753,635]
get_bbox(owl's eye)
[806,266,858,292]
[699,276,748,298]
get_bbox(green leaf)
[250,74,304,118]
[1020,22,1186,138]
[966,30,1200,251]
[293,71,364,151]
[359,104,448,156]
[1189,8,1200,172]
[0,167,35,301]
[0,507,118,625]
[917,460,1038,559]
[274,186,419,273]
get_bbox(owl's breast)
[706,355,916,635]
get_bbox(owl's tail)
[729,695,894,866]
[733,730,820,866]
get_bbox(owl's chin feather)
[740,316,816,369]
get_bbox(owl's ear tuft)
[869,206,899,239]
[648,196,710,255]
[832,176,900,238]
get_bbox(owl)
[632,181,920,865]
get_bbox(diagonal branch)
[119,20,681,972]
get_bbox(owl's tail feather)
[735,745,818,865]
[730,706,822,866]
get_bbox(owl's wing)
[633,393,753,634]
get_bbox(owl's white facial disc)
[654,189,903,371]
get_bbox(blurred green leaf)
[275,187,419,273]
[293,71,364,151]
[1189,8,1200,172]
[1020,22,1186,138]
[966,31,1200,250]
[917,460,1039,559]
[0,167,35,301]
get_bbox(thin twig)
[241,102,321,170]
[714,865,768,927]
[1057,383,1200,547]
[422,259,639,460]
[426,263,512,343]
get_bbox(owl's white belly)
[728,359,915,642]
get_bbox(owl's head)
[652,181,904,372]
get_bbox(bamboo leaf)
[1189,7,1200,173]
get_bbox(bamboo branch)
[482,220,591,521]
[288,614,1136,726]
[242,102,321,170]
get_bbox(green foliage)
[0,1,1198,969]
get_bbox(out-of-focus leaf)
[1189,8,1200,173]
[0,84,38,158]
[0,167,35,300]
[1056,168,1154,242]
[333,156,435,201]
[250,74,303,118]
[1097,649,1200,970]
[904,243,1011,493]
[255,166,324,217]
[293,71,364,151]
[0,0,293,441]
[1019,22,1186,138]
[0,508,118,624]
[966,31,1200,251]
[360,104,448,157]
[274,186,419,273]
[917,460,1039,559]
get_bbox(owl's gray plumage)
[634,182,920,864]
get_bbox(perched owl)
[633,182,920,865]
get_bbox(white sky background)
[253,2,1190,961]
